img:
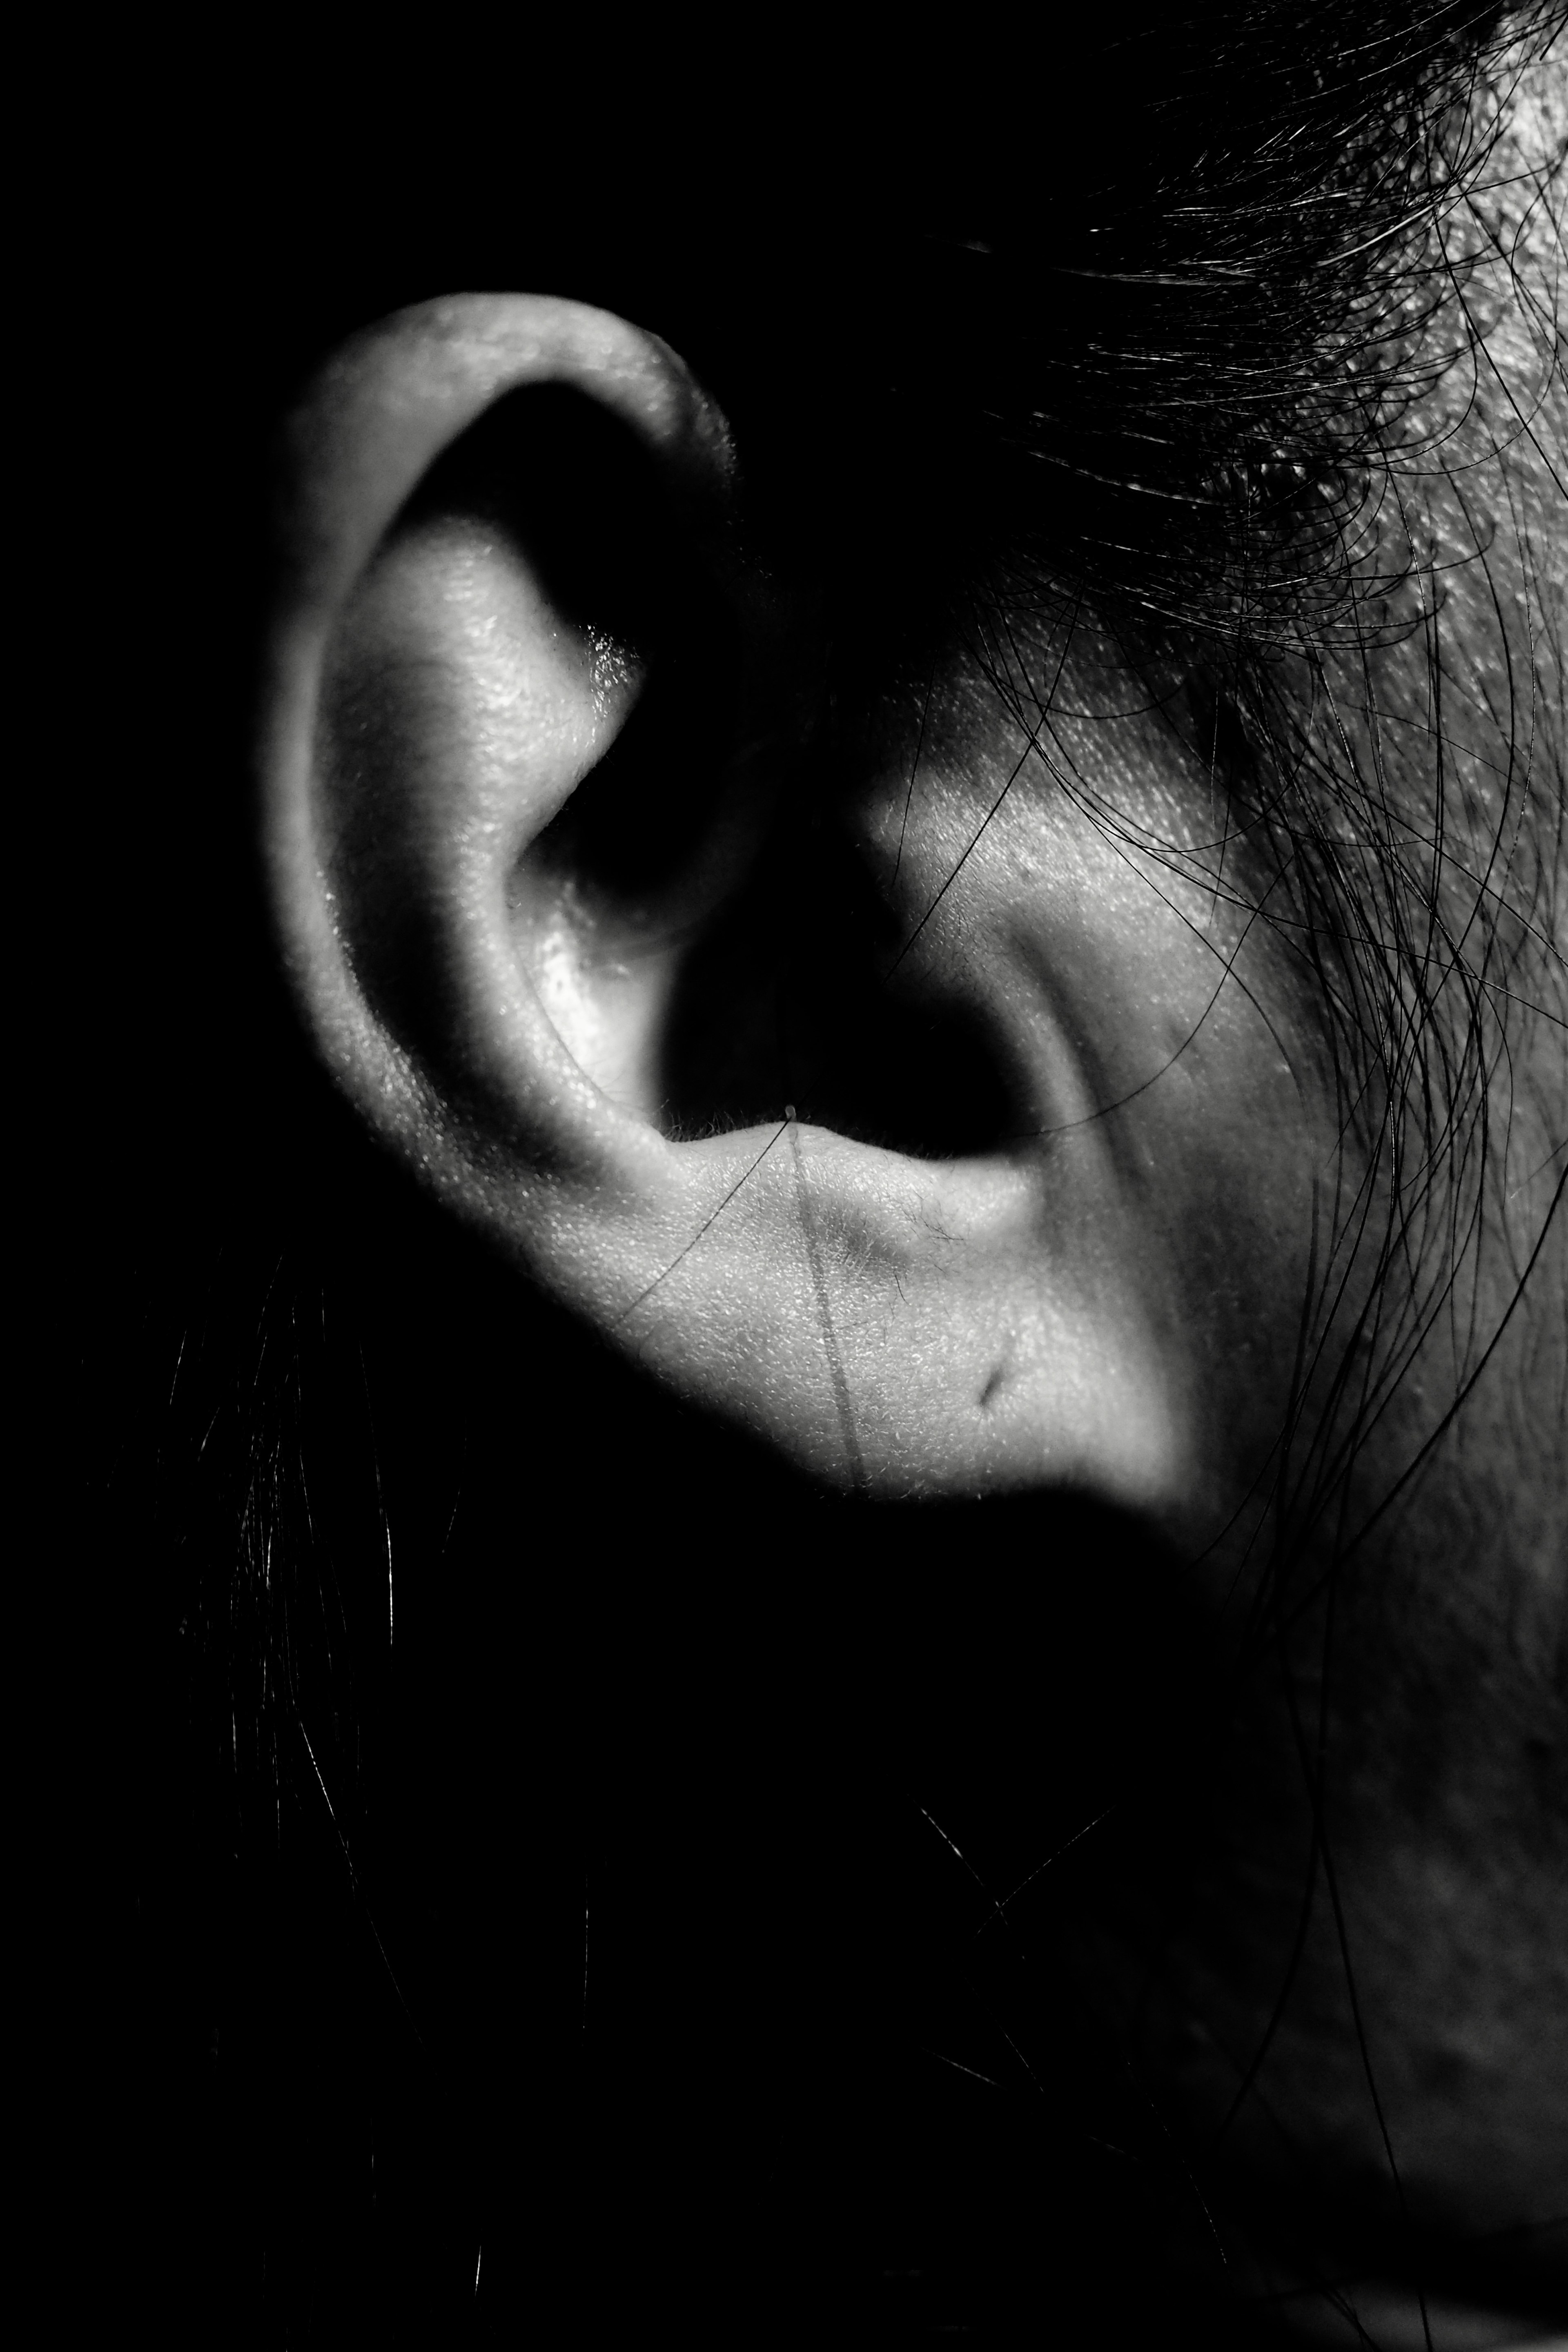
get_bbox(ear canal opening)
[657,819,1024,1158]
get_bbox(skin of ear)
[265,155,1566,2281]
[270,294,1336,1542]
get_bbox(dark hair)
[76,7,1565,2342]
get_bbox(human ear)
[263,293,1316,1518]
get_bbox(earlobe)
[261,293,1284,1520]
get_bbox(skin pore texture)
[256,33,1566,2341]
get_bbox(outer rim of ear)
[260,292,735,1200]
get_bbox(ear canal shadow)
[658,822,1021,1156]
[320,373,1025,1162]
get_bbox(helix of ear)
[266,296,746,1152]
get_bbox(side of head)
[104,9,1567,2340]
